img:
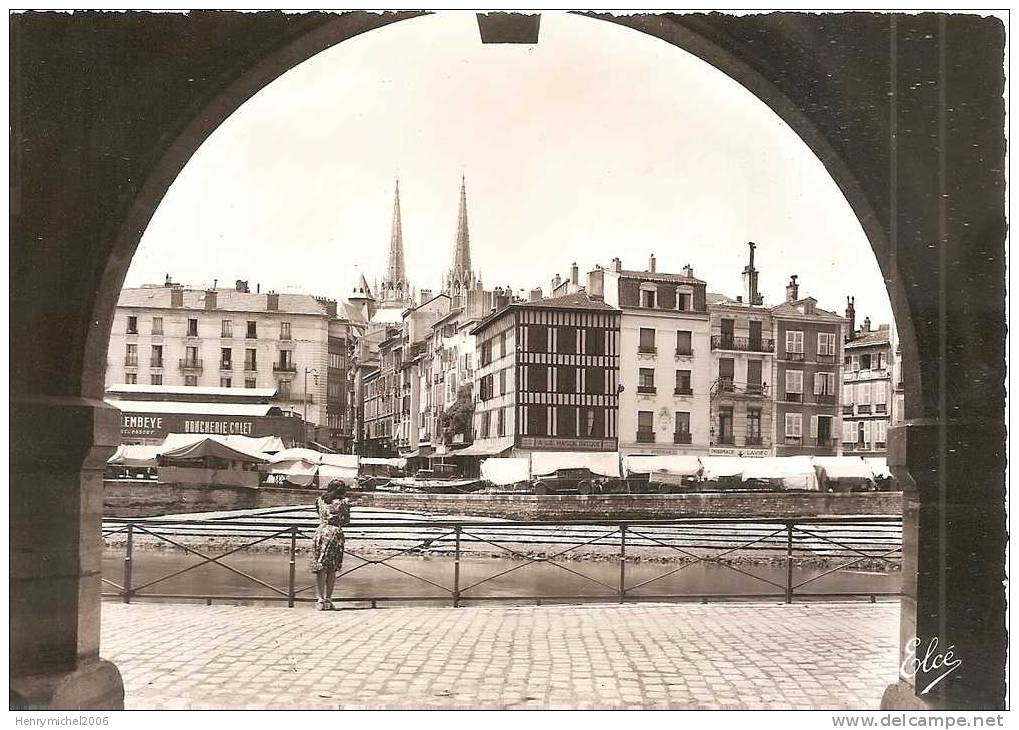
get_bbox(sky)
[128,11,893,324]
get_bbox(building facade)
[771,276,846,456]
[470,292,620,456]
[590,256,711,455]
[841,306,893,455]
[105,281,355,444]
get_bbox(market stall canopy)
[107,444,160,467]
[481,457,530,486]
[360,457,408,469]
[105,399,275,417]
[316,464,358,483]
[530,451,621,478]
[698,457,747,480]
[455,437,515,457]
[159,435,269,463]
[864,457,893,480]
[624,455,702,477]
[270,459,318,487]
[813,456,876,480]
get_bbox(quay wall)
[104,480,902,519]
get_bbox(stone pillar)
[10,397,124,710]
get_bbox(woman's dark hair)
[323,480,348,500]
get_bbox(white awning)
[107,444,160,467]
[317,464,359,483]
[530,451,621,478]
[360,457,407,469]
[698,457,748,480]
[814,456,876,480]
[624,455,702,477]
[864,457,893,479]
[455,438,515,457]
[481,457,530,485]
[106,399,275,417]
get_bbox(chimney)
[845,296,856,339]
[164,273,173,287]
[266,292,279,311]
[235,279,248,293]
[256,283,261,294]
[743,242,761,306]
[170,286,184,308]
[213,279,218,290]
[204,290,217,310]
[324,299,337,318]
[863,316,871,332]
[682,264,694,278]
[648,254,656,273]
[529,288,543,302]
[878,323,889,331]
[570,262,579,285]
[552,273,562,289]
[786,275,799,302]
[610,257,622,273]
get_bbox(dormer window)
[640,284,658,308]
[676,286,693,311]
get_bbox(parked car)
[530,468,624,495]
[413,463,462,481]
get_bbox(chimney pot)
[786,275,799,302]
[649,254,656,273]
[570,262,579,285]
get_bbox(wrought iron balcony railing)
[673,431,692,444]
[273,363,297,373]
[637,385,657,394]
[178,358,203,371]
[711,335,775,353]
[636,430,656,443]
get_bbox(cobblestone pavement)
[101,601,899,710]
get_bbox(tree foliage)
[438,385,474,444]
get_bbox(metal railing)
[711,335,775,353]
[101,514,902,607]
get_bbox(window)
[747,409,762,441]
[126,316,138,334]
[221,348,232,368]
[278,380,291,398]
[640,286,657,308]
[150,345,162,367]
[675,411,690,434]
[125,373,137,384]
[785,412,803,438]
[151,317,162,335]
[185,375,198,387]
[187,318,198,337]
[556,406,577,437]
[479,374,494,401]
[245,378,256,389]
[785,369,803,394]
[859,380,872,405]
[499,369,507,396]
[498,331,507,358]
[861,353,872,370]
[637,411,654,440]
[220,377,232,388]
[528,325,548,353]
[556,366,576,394]
[329,351,344,369]
[851,355,860,371]
[246,320,257,339]
[221,320,233,338]
[817,332,835,356]
[525,405,547,435]
[280,322,291,340]
[843,382,855,404]
[278,350,293,370]
[557,326,577,354]
[786,330,804,353]
[813,372,836,396]
[718,358,734,391]
[526,365,547,392]
[497,408,505,437]
[638,367,655,392]
[585,368,605,395]
[480,341,493,367]
[718,407,733,444]
[874,381,887,405]
[843,420,855,443]
[125,344,137,366]
[586,328,605,355]
[676,291,692,311]
[638,328,656,353]
[480,412,492,439]
[184,346,199,367]
[676,330,692,356]
[675,370,692,394]
[245,348,257,370]
[150,374,162,385]
[579,407,603,437]
[747,360,763,393]
[875,420,888,445]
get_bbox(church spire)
[381,178,410,305]
[445,175,478,299]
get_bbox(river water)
[102,503,902,606]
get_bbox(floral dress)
[310,497,350,573]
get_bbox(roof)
[369,306,406,325]
[471,291,619,334]
[105,400,277,417]
[617,269,706,286]
[706,292,730,306]
[845,330,891,348]
[770,298,845,322]
[117,287,332,316]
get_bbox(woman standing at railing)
[311,480,351,610]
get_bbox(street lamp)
[304,367,319,446]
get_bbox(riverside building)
[841,300,893,455]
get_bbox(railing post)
[287,526,297,608]
[618,524,627,604]
[123,523,134,604]
[785,522,794,604]
[452,525,461,608]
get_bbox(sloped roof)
[515,291,618,311]
[618,269,706,286]
[117,287,331,316]
[845,329,890,348]
[770,298,845,322]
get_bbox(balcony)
[673,431,692,444]
[149,359,163,368]
[637,346,657,355]
[711,335,775,353]
[124,357,138,367]
[745,435,764,446]
[784,351,806,362]
[674,387,693,396]
[815,437,838,448]
[745,383,766,397]
[714,434,735,446]
[785,392,802,403]
[717,377,735,393]
[636,430,656,443]
[815,394,837,404]
[243,362,257,372]
[842,404,854,415]
[784,435,803,445]
[858,404,872,414]
[674,348,694,357]
[220,361,233,371]
[876,403,888,413]
[273,363,297,373]
[637,385,657,395]
[178,358,203,371]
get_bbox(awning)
[107,444,160,467]
[454,437,515,457]
[105,399,275,417]
[530,451,621,478]
[813,456,876,480]
[360,457,407,469]
[317,464,359,483]
[698,457,747,480]
[159,436,268,463]
[309,441,336,454]
[624,455,702,477]
[481,457,530,486]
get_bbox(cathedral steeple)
[444,175,479,300]
[380,178,411,305]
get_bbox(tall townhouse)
[771,276,847,456]
[841,301,893,455]
[589,255,711,455]
[106,280,354,437]
[469,291,620,457]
